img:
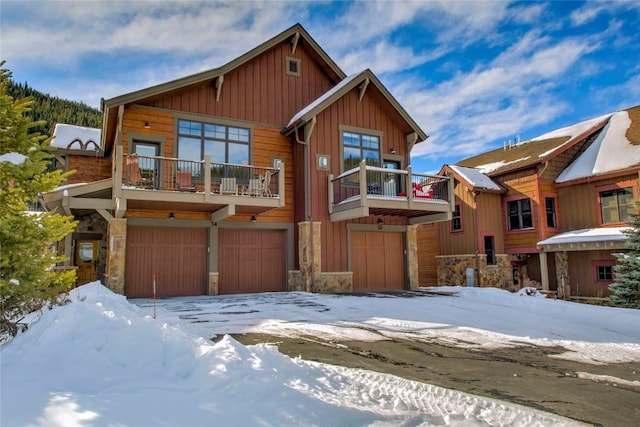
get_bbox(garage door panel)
[219,229,285,294]
[125,227,207,298]
[352,231,404,292]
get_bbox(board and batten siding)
[67,155,112,184]
[558,173,638,230]
[497,172,541,250]
[145,41,335,127]
[438,184,477,256]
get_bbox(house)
[40,24,454,298]
[423,105,639,299]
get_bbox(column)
[298,221,321,292]
[105,218,127,294]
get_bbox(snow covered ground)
[2,283,638,426]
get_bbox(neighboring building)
[424,105,639,298]
[40,24,454,298]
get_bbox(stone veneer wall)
[105,218,127,294]
[406,225,420,290]
[436,254,513,290]
[207,272,219,295]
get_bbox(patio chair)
[245,178,262,196]
[125,154,151,188]
[262,170,272,197]
[219,177,238,195]
[176,171,196,192]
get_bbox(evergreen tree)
[609,204,640,308]
[0,62,78,338]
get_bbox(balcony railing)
[328,161,453,223]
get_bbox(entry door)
[132,141,160,189]
[75,240,98,285]
[383,160,402,196]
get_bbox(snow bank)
[1,282,582,426]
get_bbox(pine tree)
[0,62,78,339]
[609,204,640,308]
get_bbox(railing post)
[446,172,454,205]
[359,161,368,206]
[278,162,285,207]
[204,155,211,202]
[328,174,334,214]
[114,146,123,199]
[407,164,413,208]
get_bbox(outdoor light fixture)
[250,216,257,223]
[169,212,175,220]
[377,218,383,230]
[389,147,396,154]
[144,121,151,129]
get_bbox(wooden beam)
[114,197,126,218]
[97,208,113,221]
[68,197,113,210]
[211,205,235,223]
[215,75,224,102]
[290,32,300,54]
[358,78,369,101]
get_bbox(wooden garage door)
[351,231,405,292]
[125,227,207,298]
[219,229,286,294]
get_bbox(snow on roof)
[556,110,640,183]
[475,157,531,174]
[449,165,502,191]
[0,152,28,165]
[51,123,101,150]
[531,113,611,144]
[537,227,630,246]
[287,72,362,128]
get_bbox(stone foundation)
[436,254,514,290]
[207,272,219,295]
[288,270,353,293]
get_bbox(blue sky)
[1,0,639,174]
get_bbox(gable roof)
[52,123,101,151]
[556,105,640,183]
[100,23,346,152]
[457,113,611,176]
[284,69,428,143]
[445,164,504,192]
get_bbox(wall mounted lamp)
[389,147,396,154]
[144,121,151,129]
[377,218,383,230]
[169,212,175,220]
[250,216,257,223]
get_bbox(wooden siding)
[67,155,111,184]
[306,88,412,273]
[558,174,638,230]
[497,171,541,250]
[144,41,335,127]
[417,223,439,285]
[438,184,477,255]
[477,192,505,253]
[567,250,617,298]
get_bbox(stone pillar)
[298,221,321,293]
[105,218,127,294]
[207,272,219,295]
[406,225,419,290]
[555,251,569,297]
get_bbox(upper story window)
[177,119,250,165]
[545,197,557,229]
[286,57,301,76]
[451,203,462,232]
[507,198,533,230]
[600,187,634,224]
[343,131,380,170]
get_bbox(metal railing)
[122,153,281,197]
[331,162,450,205]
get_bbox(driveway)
[133,290,640,427]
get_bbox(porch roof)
[537,227,630,252]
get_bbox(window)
[545,197,557,229]
[484,235,496,265]
[342,131,380,170]
[451,203,462,231]
[286,57,300,76]
[507,198,533,230]
[600,187,634,224]
[177,119,250,165]
[593,260,616,284]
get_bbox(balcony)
[328,162,453,224]
[114,146,284,220]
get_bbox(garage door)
[219,229,286,294]
[351,231,405,292]
[125,227,207,298]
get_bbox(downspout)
[473,190,482,286]
[294,117,317,292]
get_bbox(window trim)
[175,116,252,165]
[451,202,463,232]
[482,233,497,265]
[596,181,637,226]
[504,196,535,232]
[286,57,301,77]
[339,125,383,173]
[543,194,559,230]
[592,260,615,285]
